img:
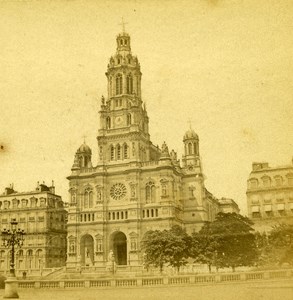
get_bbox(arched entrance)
[112,232,127,265]
[80,234,94,266]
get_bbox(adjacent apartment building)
[247,159,293,232]
[0,182,67,274]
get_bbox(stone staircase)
[43,265,143,280]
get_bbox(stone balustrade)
[15,269,293,289]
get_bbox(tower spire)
[119,17,128,33]
[188,119,192,130]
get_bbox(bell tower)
[182,128,201,173]
[97,24,156,164]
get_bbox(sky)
[0,0,293,214]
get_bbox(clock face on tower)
[115,116,123,125]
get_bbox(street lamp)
[1,218,25,298]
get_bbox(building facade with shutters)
[247,160,293,232]
[0,183,67,274]
[66,30,239,268]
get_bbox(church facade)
[66,30,238,268]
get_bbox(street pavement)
[0,279,292,300]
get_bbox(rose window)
[110,183,127,200]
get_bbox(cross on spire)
[188,119,192,129]
[82,135,87,144]
[119,17,128,33]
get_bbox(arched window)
[84,192,89,208]
[89,191,93,208]
[116,144,121,160]
[137,77,139,94]
[109,77,112,96]
[146,181,156,203]
[123,144,128,159]
[146,186,151,203]
[110,145,115,160]
[188,143,193,155]
[106,117,111,129]
[127,113,132,125]
[194,143,198,155]
[116,74,122,95]
[127,74,133,94]
[84,188,93,209]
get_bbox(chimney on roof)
[49,180,55,194]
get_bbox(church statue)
[108,250,114,262]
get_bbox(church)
[66,28,239,268]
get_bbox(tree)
[268,223,293,266]
[141,225,191,273]
[141,229,169,273]
[190,222,220,273]
[191,213,258,272]
[254,231,274,267]
[165,225,191,272]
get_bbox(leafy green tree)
[191,213,258,272]
[141,225,191,273]
[214,213,258,272]
[190,222,220,273]
[268,223,293,266]
[165,225,191,272]
[141,229,169,273]
[254,231,274,267]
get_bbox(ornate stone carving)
[110,183,127,200]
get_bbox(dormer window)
[262,176,271,187]
[249,178,258,189]
[275,176,283,187]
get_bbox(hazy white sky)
[1,0,293,214]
